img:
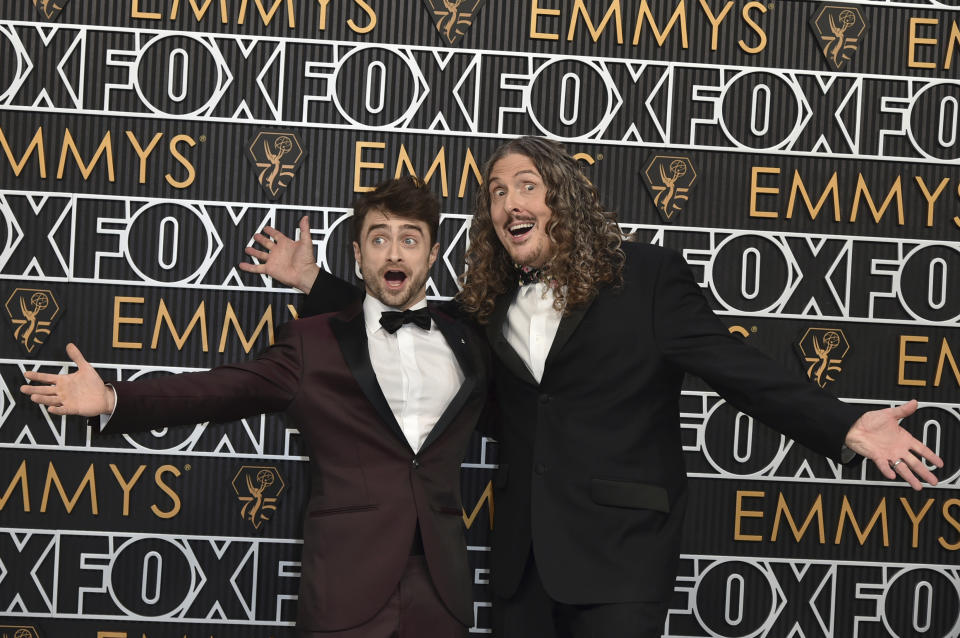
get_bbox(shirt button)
[539,394,550,405]
[411,459,421,469]
[534,464,546,475]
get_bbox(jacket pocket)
[590,478,670,513]
[308,504,377,518]
[431,503,463,516]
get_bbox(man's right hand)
[20,344,114,416]
[239,215,321,293]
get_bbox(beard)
[361,263,431,310]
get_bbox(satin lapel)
[330,307,410,450]
[420,309,478,450]
[543,293,596,370]
[484,288,538,387]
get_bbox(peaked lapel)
[542,293,596,372]
[420,307,479,450]
[485,288,538,387]
[330,304,411,452]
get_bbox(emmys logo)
[33,0,69,20]
[232,466,285,529]
[4,288,61,356]
[0,627,40,638]
[642,155,697,222]
[810,5,867,70]
[245,131,306,200]
[796,327,851,388]
[421,0,486,45]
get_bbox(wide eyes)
[370,236,418,246]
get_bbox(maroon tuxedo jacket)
[101,302,490,631]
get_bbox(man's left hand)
[844,399,944,490]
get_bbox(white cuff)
[99,385,118,432]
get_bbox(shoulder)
[620,240,685,276]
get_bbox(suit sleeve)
[300,268,364,317]
[651,249,866,461]
[102,323,304,434]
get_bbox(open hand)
[20,344,114,416]
[239,215,320,293]
[844,400,944,490]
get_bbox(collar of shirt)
[363,295,430,338]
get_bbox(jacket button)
[411,459,421,469]
[534,463,546,475]
[539,394,550,404]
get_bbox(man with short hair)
[21,177,489,638]
[248,137,944,638]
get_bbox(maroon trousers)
[298,556,468,638]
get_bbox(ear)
[428,242,439,268]
[352,241,362,271]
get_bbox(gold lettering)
[238,0,295,28]
[316,0,332,29]
[218,302,274,353]
[57,129,115,181]
[567,0,623,44]
[171,0,229,22]
[41,462,99,515]
[348,0,377,34]
[166,134,196,189]
[908,17,939,69]
[934,338,960,388]
[394,145,450,197]
[945,21,960,70]
[151,299,209,352]
[354,141,386,192]
[458,148,483,199]
[113,296,145,350]
[915,176,950,227]
[0,126,46,178]
[0,460,30,512]
[151,465,181,519]
[530,0,561,40]
[899,497,935,548]
[462,481,494,530]
[850,174,903,225]
[125,131,163,185]
[834,496,889,546]
[898,335,928,387]
[109,464,147,517]
[786,171,841,221]
[771,493,825,543]
[749,166,780,218]
[131,0,162,19]
[287,303,299,319]
[633,0,688,47]
[699,0,734,51]
[739,1,767,54]
[734,490,764,541]
[940,498,960,550]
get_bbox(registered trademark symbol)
[751,326,758,333]
[184,464,192,471]
[767,2,774,7]
[199,135,207,143]
[597,153,604,160]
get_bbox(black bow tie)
[379,308,431,334]
[517,265,543,286]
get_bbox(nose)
[503,189,521,214]
[387,238,402,262]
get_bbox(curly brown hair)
[457,136,625,324]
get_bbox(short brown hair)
[352,176,440,245]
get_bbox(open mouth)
[508,222,534,239]
[384,270,407,289]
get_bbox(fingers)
[23,370,63,384]
[27,392,63,407]
[244,246,270,262]
[237,261,265,274]
[66,343,88,368]
[890,399,919,420]
[19,382,59,396]
[298,215,311,241]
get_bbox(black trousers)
[494,554,669,638]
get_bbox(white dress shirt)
[503,283,563,383]
[364,295,464,452]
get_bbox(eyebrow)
[365,223,425,237]
[489,169,540,185]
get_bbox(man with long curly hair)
[245,136,943,638]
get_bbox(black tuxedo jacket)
[302,242,865,605]
[100,303,489,631]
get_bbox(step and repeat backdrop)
[0,0,959,636]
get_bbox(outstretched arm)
[21,343,114,416]
[238,215,362,317]
[844,400,943,491]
